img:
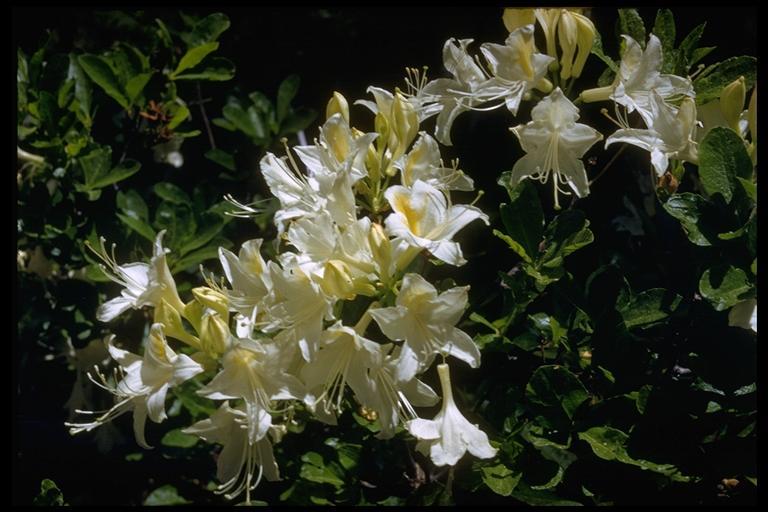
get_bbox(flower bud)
[503,8,535,32]
[720,76,746,132]
[200,312,231,355]
[534,8,561,61]
[392,92,419,157]
[558,10,578,79]
[326,91,349,123]
[571,12,595,78]
[369,223,393,278]
[183,299,205,334]
[320,259,356,300]
[154,298,200,349]
[192,286,229,318]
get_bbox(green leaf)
[277,74,300,123]
[736,177,757,202]
[155,202,197,248]
[117,213,157,242]
[324,438,362,472]
[78,54,129,109]
[699,265,752,311]
[161,428,199,448]
[68,53,92,127]
[205,148,236,171]
[223,103,265,139]
[125,72,153,104]
[172,57,235,81]
[91,160,141,189]
[279,108,318,137]
[179,213,226,255]
[299,451,344,489]
[144,485,191,506]
[679,23,706,64]
[511,482,583,506]
[172,41,219,78]
[540,209,594,268]
[167,105,190,131]
[497,178,543,263]
[618,9,646,49]
[591,31,618,72]
[78,146,112,187]
[662,193,718,246]
[653,9,676,70]
[694,56,757,104]
[33,479,66,506]
[37,91,58,134]
[154,182,191,205]
[619,288,683,329]
[578,427,690,482]
[481,463,521,497]
[698,127,753,203]
[526,365,589,421]
[117,189,149,221]
[187,13,231,47]
[171,244,222,272]
[528,313,566,345]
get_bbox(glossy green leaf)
[698,127,753,203]
[662,193,718,246]
[618,9,646,49]
[694,56,757,104]
[173,57,235,81]
[699,265,752,311]
[78,54,129,109]
[497,178,543,263]
[172,41,219,78]
[144,485,191,505]
[578,427,691,482]
[481,463,521,496]
[154,182,191,205]
[526,365,589,420]
[187,13,231,47]
[205,148,236,171]
[116,189,149,221]
[277,74,300,123]
[619,288,683,329]
[117,213,157,242]
[125,72,153,104]
[160,428,199,448]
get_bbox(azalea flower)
[364,344,439,439]
[66,325,203,448]
[300,322,382,415]
[384,180,488,266]
[218,239,272,318]
[369,273,480,381]
[89,230,184,322]
[406,363,496,466]
[581,34,694,126]
[605,91,699,176]
[509,88,603,208]
[197,338,305,443]
[397,132,474,192]
[184,401,280,503]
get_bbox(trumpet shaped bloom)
[184,401,279,503]
[398,132,474,192]
[606,92,698,176]
[509,88,602,207]
[369,273,480,381]
[91,231,184,322]
[66,325,203,448]
[384,180,488,266]
[406,363,496,466]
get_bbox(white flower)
[197,338,305,443]
[364,344,439,439]
[260,152,324,234]
[66,325,203,448]
[606,91,699,176]
[300,322,383,415]
[90,230,184,322]
[397,132,474,192]
[384,180,488,266]
[479,24,554,112]
[218,239,272,318]
[406,363,496,466]
[184,401,280,503]
[369,273,480,381]
[729,299,757,333]
[509,88,603,207]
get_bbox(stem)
[353,301,380,335]
[589,145,626,186]
[196,82,216,150]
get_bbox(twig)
[589,144,626,186]
[196,81,216,150]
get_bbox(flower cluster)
[68,87,494,503]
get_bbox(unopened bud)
[720,76,746,132]
[326,91,349,123]
[571,12,595,78]
[503,8,535,32]
[154,298,200,349]
[369,223,393,277]
[200,312,231,355]
[192,287,229,318]
[392,92,419,157]
[558,10,578,80]
[320,260,356,300]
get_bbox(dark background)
[13,6,757,505]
